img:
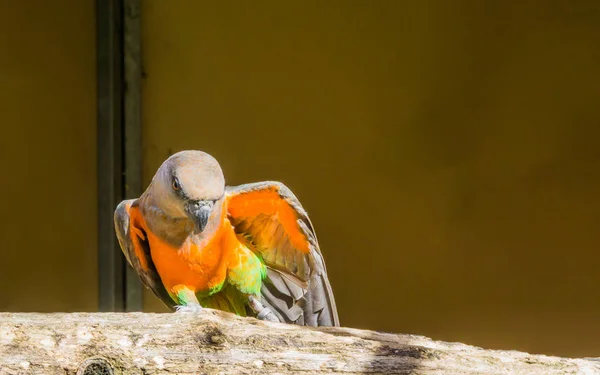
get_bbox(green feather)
[227,243,266,296]
[198,284,248,316]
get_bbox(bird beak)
[185,200,214,234]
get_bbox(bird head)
[148,150,225,234]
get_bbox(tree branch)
[1,310,598,374]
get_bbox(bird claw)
[256,307,279,322]
[248,295,280,322]
[175,304,203,313]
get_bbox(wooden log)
[1,310,598,375]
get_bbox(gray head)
[147,150,225,234]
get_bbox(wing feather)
[114,199,176,310]
[226,181,339,326]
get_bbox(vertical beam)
[96,0,125,312]
[123,0,144,311]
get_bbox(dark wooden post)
[96,0,143,312]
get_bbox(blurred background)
[1,0,600,358]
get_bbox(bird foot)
[248,296,280,322]
[175,304,203,313]
[257,307,279,322]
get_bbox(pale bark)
[0,310,598,375]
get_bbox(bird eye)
[172,178,181,191]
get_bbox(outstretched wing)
[114,199,176,310]
[226,181,339,327]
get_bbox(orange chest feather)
[141,217,242,293]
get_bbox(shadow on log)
[1,310,599,374]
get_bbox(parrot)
[113,150,339,326]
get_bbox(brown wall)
[141,1,600,357]
[0,2,97,312]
